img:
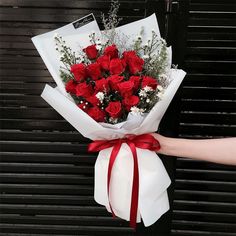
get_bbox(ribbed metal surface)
[171,0,236,235]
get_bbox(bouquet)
[32,0,186,228]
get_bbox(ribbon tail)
[127,141,139,229]
[107,140,122,217]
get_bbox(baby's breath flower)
[143,86,154,92]
[109,117,118,124]
[96,45,102,50]
[53,32,59,39]
[142,55,150,60]
[159,74,168,80]
[96,92,105,102]
[130,106,145,115]
[136,35,142,40]
[157,92,164,99]
[139,89,147,97]
[157,85,164,91]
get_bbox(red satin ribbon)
[88,133,160,229]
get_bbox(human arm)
[152,133,236,166]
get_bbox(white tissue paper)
[32,13,186,227]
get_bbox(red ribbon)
[88,133,160,228]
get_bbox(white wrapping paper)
[33,14,186,226]
[32,14,100,95]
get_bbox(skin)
[152,133,236,166]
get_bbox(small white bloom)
[157,85,163,91]
[130,106,145,115]
[136,35,142,40]
[142,55,149,60]
[96,45,102,50]
[159,74,168,80]
[143,86,154,92]
[161,38,166,44]
[109,117,118,124]
[139,90,147,97]
[96,92,105,102]
[146,98,150,103]
[53,32,59,38]
[157,92,164,99]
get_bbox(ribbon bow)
[88,133,160,228]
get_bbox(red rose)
[97,55,110,71]
[76,82,93,98]
[123,95,140,111]
[77,102,89,112]
[142,76,158,89]
[104,44,119,59]
[122,51,144,75]
[123,50,137,62]
[105,101,122,118]
[128,55,144,75]
[109,58,126,75]
[108,75,124,90]
[95,78,109,92]
[83,44,98,60]
[87,106,106,122]
[65,80,77,94]
[87,62,102,80]
[87,94,100,106]
[70,63,87,82]
[129,76,141,91]
[117,80,134,97]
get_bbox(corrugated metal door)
[170,0,236,235]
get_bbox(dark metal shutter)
[170,0,236,235]
[0,1,176,235]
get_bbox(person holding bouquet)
[153,134,236,165]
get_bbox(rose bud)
[105,101,122,118]
[83,44,98,60]
[129,75,141,91]
[76,82,93,98]
[109,58,126,75]
[128,55,144,75]
[70,63,87,82]
[95,78,110,92]
[123,95,140,111]
[87,62,102,80]
[87,106,106,122]
[86,94,100,106]
[108,75,124,90]
[65,80,77,94]
[97,55,110,71]
[117,80,134,97]
[104,44,119,59]
[141,76,158,90]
